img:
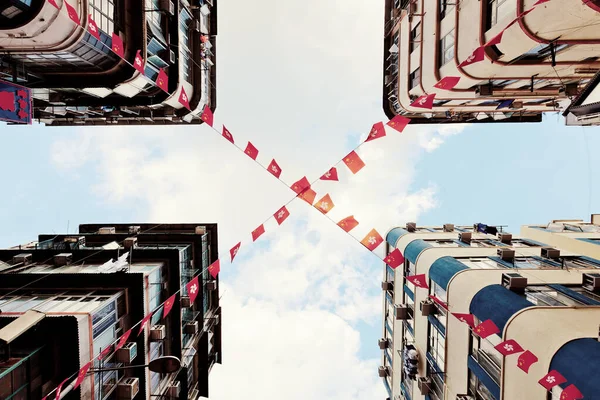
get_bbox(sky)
[1,0,600,398]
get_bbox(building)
[0,223,222,399]
[0,0,217,126]
[380,217,600,400]
[383,0,600,125]
[563,69,600,125]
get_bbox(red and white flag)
[156,68,168,93]
[291,176,310,194]
[115,328,132,351]
[162,294,177,318]
[429,295,448,310]
[406,274,429,289]
[485,31,504,47]
[54,378,69,400]
[299,188,317,205]
[387,115,410,132]
[365,122,386,142]
[137,313,153,336]
[65,1,80,25]
[252,224,265,241]
[201,105,213,126]
[208,260,220,278]
[473,319,500,339]
[434,76,460,90]
[320,167,339,181]
[538,370,567,391]
[410,93,436,109]
[452,313,476,328]
[517,350,538,373]
[315,194,334,214]
[560,384,583,400]
[178,87,190,110]
[186,276,200,303]
[133,50,145,74]
[230,242,241,261]
[244,142,259,160]
[274,205,290,225]
[384,248,404,269]
[222,125,234,143]
[361,229,383,251]
[343,151,365,174]
[111,33,124,58]
[494,339,524,356]
[338,215,359,232]
[267,159,282,178]
[458,46,485,67]
[48,0,59,9]
[73,362,91,389]
[88,15,100,40]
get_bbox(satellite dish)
[148,356,181,373]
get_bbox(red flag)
[201,105,213,126]
[299,188,317,205]
[133,50,145,74]
[162,294,177,318]
[111,33,124,58]
[361,229,383,251]
[98,344,113,360]
[485,31,504,47]
[244,142,258,160]
[517,350,538,373]
[274,205,290,225]
[458,46,485,67]
[156,68,168,93]
[137,313,153,336]
[186,276,200,303]
[208,259,220,278]
[410,93,436,109]
[533,0,550,5]
[538,370,567,391]
[406,274,429,289]
[73,362,91,389]
[315,194,334,214]
[200,35,209,43]
[365,122,386,142]
[267,159,282,178]
[252,225,265,241]
[433,76,460,90]
[115,328,132,351]
[222,125,234,143]
[494,339,524,356]
[560,384,583,400]
[291,176,310,194]
[452,313,476,328]
[178,87,190,110]
[48,0,59,9]
[88,15,100,40]
[343,151,365,174]
[230,242,241,261]
[338,215,359,232]
[320,167,339,181]
[65,1,80,25]
[506,8,534,29]
[387,115,410,132]
[473,319,500,339]
[54,378,69,400]
[429,295,448,310]
[384,248,404,269]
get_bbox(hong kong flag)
[291,176,310,194]
[186,275,200,303]
[267,159,281,178]
[48,0,59,9]
[494,339,524,356]
[162,293,177,318]
[406,274,429,289]
[517,350,538,373]
[252,224,265,242]
[201,104,213,126]
[538,370,567,391]
[65,1,80,25]
[410,93,436,109]
[178,87,190,110]
[320,167,339,181]
[222,125,234,143]
[458,46,485,67]
[88,15,100,40]
[434,76,460,90]
[387,115,410,132]
[533,0,550,5]
[115,328,132,351]
[299,188,317,205]
[274,205,290,225]
[343,151,366,174]
[473,319,500,339]
[485,31,504,47]
[361,229,383,251]
[156,68,169,93]
[244,142,259,160]
[365,121,386,142]
[451,313,476,328]
[133,50,145,74]
[429,295,449,310]
[560,384,583,400]
[338,215,359,232]
[73,362,91,389]
[208,259,220,278]
[230,242,241,261]
[384,248,404,269]
[111,33,124,58]
[315,194,334,214]
[137,313,153,336]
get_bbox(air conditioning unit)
[502,273,527,293]
[184,321,199,334]
[497,233,512,244]
[378,366,390,377]
[159,0,175,16]
[64,236,85,245]
[583,273,600,292]
[541,247,560,260]
[382,281,394,291]
[181,295,192,308]
[395,304,409,320]
[418,377,432,395]
[128,226,141,235]
[98,227,116,234]
[443,224,454,232]
[167,381,181,398]
[406,222,417,232]
[54,253,72,266]
[378,338,390,349]
[150,324,166,341]
[206,281,217,291]
[456,396,475,400]
[195,226,206,235]
[420,299,436,316]
[12,253,32,265]
[116,378,140,400]
[477,85,493,96]
[497,248,515,262]
[116,342,138,364]
[458,232,472,244]
[118,315,131,332]
[123,237,137,249]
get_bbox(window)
[410,23,421,53]
[89,0,115,34]
[470,330,501,384]
[486,0,510,29]
[409,68,420,90]
[511,43,570,63]
[525,286,584,306]
[428,324,445,371]
[439,29,455,66]
[439,0,454,18]
[427,239,460,247]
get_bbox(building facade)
[383,0,600,125]
[0,223,222,400]
[380,217,600,400]
[0,0,216,125]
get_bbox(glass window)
[409,68,420,90]
[439,0,454,18]
[410,23,421,53]
[428,324,445,371]
[486,0,510,29]
[439,29,454,66]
